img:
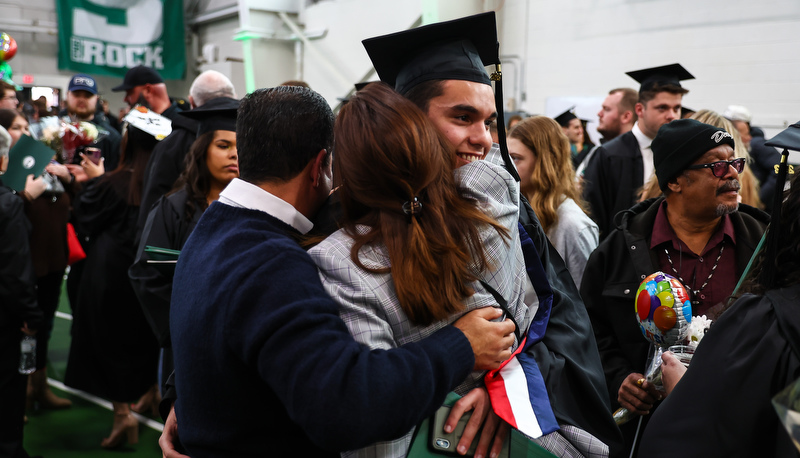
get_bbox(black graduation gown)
[129,189,201,347]
[65,172,159,401]
[136,115,198,240]
[581,131,643,240]
[639,285,800,457]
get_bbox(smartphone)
[83,147,102,165]
[429,405,510,457]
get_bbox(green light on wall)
[234,32,257,94]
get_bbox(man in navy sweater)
[165,86,516,457]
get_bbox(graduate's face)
[507,137,535,196]
[6,115,29,147]
[597,91,623,138]
[563,118,584,144]
[637,92,682,138]
[424,80,496,167]
[205,130,238,186]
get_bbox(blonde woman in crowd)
[508,115,598,288]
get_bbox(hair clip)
[402,196,423,216]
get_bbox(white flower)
[686,315,713,349]
[80,122,99,141]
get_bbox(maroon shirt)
[650,201,736,317]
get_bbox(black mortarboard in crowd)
[680,106,696,119]
[178,97,239,136]
[626,63,694,94]
[757,121,800,289]
[554,107,578,127]
[362,12,519,180]
[363,13,497,95]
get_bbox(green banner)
[56,0,185,80]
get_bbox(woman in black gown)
[129,98,239,396]
[65,122,161,448]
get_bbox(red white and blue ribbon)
[484,223,558,438]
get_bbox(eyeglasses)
[1,96,18,102]
[685,158,746,178]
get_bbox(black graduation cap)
[753,121,800,290]
[554,107,578,127]
[363,13,498,95]
[626,63,694,93]
[178,97,239,136]
[362,12,520,181]
[681,106,696,118]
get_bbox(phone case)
[429,405,510,457]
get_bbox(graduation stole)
[484,223,559,439]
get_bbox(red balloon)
[636,291,651,321]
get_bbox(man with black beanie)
[580,118,769,456]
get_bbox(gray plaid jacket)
[309,160,529,458]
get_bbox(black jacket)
[640,284,800,457]
[581,131,643,240]
[581,197,769,406]
[0,182,42,329]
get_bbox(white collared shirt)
[218,178,314,234]
[632,122,655,185]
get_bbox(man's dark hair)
[639,83,689,105]
[402,79,446,113]
[237,86,334,183]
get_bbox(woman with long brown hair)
[508,115,598,288]
[65,120,162,449]
[309,82,529,457]
[129,98,239,401]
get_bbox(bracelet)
[68,173,75,185]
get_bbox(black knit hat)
[652,119,736,191]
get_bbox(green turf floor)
[22,280,163,457]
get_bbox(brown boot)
[30,367,72,409]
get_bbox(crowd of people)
[1,10,798,458]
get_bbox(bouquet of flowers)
[35,116,103,163]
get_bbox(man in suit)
[582,64,693,239]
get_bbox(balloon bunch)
[613,271,693,425]
[0,32,18,86]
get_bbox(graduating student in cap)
[582,63,693,240]
[364,12,623,457]
[555,107,594,168]
[65,109,173,449]
[136,71,237,244]
[129,97,239,397]
[309,81,532,458]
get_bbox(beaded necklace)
[664,240,725,306]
